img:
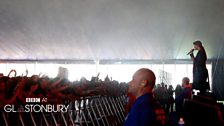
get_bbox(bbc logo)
[26,98,41,103]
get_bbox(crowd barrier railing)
[1,95,127,126]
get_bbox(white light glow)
[0,63,212,89]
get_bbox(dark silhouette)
[189,40,209,94]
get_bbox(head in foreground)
[128,68,156,99]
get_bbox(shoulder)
[138,100,154,111]
[139,98,166,125]
[137,96,161,116]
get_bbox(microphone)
[187,49,194,55]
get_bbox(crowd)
[154,79,224,125]
[153,80,193,116]
[0,68,224,126]
[154,83,175,114]
[126,74,224,126]
[0,72,128,108]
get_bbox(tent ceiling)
[0,0,224,61]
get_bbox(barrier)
[1,95,127,126]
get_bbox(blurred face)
[182,78,189,87]
[128,73,141,95]
[194,44,200,50]
[31,75,39,82]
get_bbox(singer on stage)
[189,41,209,94]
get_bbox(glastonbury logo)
[4,98,70,113]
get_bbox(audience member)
[175,84,183,99]
[166,85,174,113]
[124,68,165,126]
[154,83,167,110]
[175,77,192,118]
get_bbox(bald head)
[134,68,156,87]
[129,68,156,97]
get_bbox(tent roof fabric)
[0,0,224,61]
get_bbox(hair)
[193,40,207,60]
[193,40,202,47]
[182,77,190,85]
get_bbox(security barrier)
[1,95,127,126]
